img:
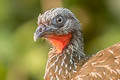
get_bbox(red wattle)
[47,33,72,54]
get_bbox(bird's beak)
[34,25,50,42]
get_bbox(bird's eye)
[52,15,66,28]
[56,16,63,24]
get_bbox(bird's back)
[73,43,120,80]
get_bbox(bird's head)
[34,8,81,54]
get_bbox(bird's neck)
[44,31,88,80]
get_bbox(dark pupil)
[57,17,62,23]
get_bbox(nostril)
[39,27,42,32]
[36,27,43,34]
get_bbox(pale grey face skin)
[34,8,81,41]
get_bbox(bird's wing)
[72,43,120,80]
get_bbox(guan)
[34,8,120,80]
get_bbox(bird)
[34,8,120,80]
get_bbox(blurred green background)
[0,0,120,80]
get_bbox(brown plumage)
[72,43,120,80]
[34,8,120,80]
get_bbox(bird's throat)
[47,33,72,54]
